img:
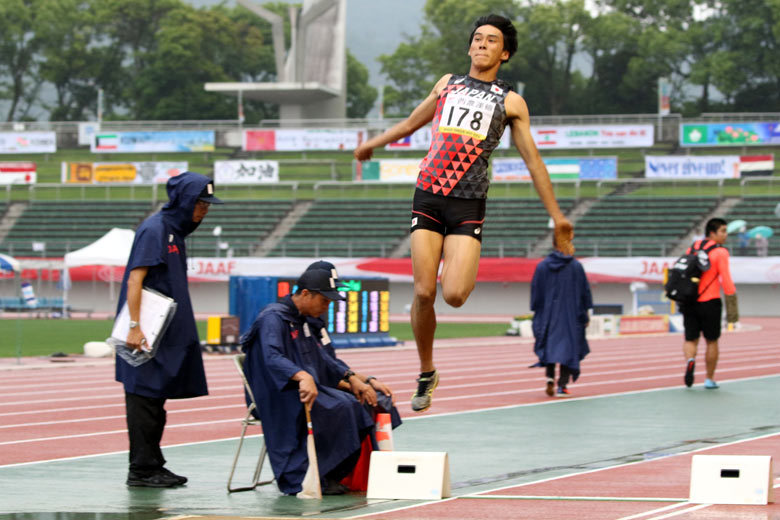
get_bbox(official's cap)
[306,260,339,281]
[198,181,224,204]
[297,269,346,301]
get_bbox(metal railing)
[0,181,300,203]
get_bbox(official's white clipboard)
[108,287,177,366]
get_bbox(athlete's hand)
[554,218,575,256]
[354,144,374,162]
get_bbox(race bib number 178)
[438,93,497,141]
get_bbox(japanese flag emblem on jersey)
[490,84,503,95]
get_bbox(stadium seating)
[481,198,577,257]
[573,196,720,256]
[188,199,294,257]
[1,201,153,257]
[268,199,410,257]
[724,196,780,256]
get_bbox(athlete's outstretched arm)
[354,74,452,161]
[506,92,574,254]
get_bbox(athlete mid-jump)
[354,14,573,412]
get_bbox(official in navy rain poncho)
[115,171,223,488]
[241,268,400,495]
[530,233,593,397]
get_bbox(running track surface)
[2,317,780,519]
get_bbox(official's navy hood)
[546,250,575,271]
[161,171,212,236]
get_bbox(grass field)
[0,318,510,358]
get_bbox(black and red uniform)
[411,74,512,240]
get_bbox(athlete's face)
[710,224,728,245]
[468,25,509,68]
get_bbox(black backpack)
[664,240,720,305]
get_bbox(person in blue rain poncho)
[241,268,400,495]
[530,230,593,397]
[116,171,223,488]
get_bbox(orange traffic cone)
[375,413,393,451]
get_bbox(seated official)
[241,268,398,495]
[303,262,401,421]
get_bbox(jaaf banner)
[91,131,215,153]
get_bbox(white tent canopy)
[64,228,135,267]
[62,228,135,311]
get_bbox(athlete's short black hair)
[469,14,518,63]
[706,217,727,236]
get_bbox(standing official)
[116,171,223,487]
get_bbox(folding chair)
[227,353,274,492]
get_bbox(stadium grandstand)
[0,114,777,261]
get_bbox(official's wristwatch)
[129,320,139,329]
[342,370,355,382]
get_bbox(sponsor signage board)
[0,132,56,153]
[214,160,279,183]
[91,131,214,153]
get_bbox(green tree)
[93,0,182,118]
[36,0,124,121]
[515,0,591,115]
[346,51,377,118]
[378,0,520,116]
[713,0,780,111]
[131,5,261,119]
[0,0,46,121]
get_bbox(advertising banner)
[645,155,740,179]
[214,160,279,183]
[385,127,432,150]
[61,161,187,184]
[91,130,214,153]
[243,128,365,151]
[0,132,56,154]
[53,256,780,285]
[378,159,420,183]
[680,122,780,147]
[533,125,654,149]
[492,157,618,181]
[658,77,671,116]
[0,162,36,184]
[78,122,100,146]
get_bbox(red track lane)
[1,318,779,467]
[363,434,780,520]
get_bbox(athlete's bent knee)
[442,288,470,308]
